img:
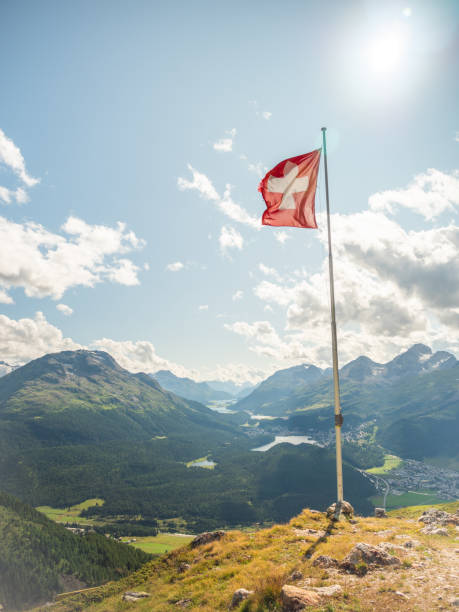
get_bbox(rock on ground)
[341,542,401,572]
[326,500,354,519]
[230,589,254,608]
[418,508,459,526]
[421,525,449,536]
[123,591,150,602]
[311,584,342,596]
[190,530,225,548]
[374,507,387,518]
[281,585,321,611]
[312,555,339,568]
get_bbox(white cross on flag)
[259,149,321,228]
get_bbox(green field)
[186,456,216,469]
[370,491,450,510]
[121,533,194,554]
[367,453,402,474]
[36,498,105,525]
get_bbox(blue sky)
[0,0,458,383]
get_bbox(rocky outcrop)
[374,507,387,518]
[230,588,254,608]
[341,542,401,573]
[123,591,150,602]
[281,585,321,610]
[190,530,225,548]
[418,508,458,526]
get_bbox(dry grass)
[43,504,459,612]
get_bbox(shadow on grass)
[303,519,338,559]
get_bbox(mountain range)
[235,344,459,463]
[152,370,255,402]
[235,344,457,413]
[152,370,233,403]
[0,349,374,532]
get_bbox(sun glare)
[368,29,405,74]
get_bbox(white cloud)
[0,312,80,365]
[455,132,459,142]
[213,128,237,153]
[219,225,244,255]
[0,128,39,187]
[248,162,265,178]
[0,186,30,205]
[198,304,209,311]
[274,231,290,244]
[0,311,268,386]
[261,111,272,120]
[0,215,144,302]
[166,261,184,272]
[56,303,73,316]
[0,129,39,206]
[178,164,220,201]
[223,167,459,367]
[369,168,459,220]
[178,165,260,229]
[232,290,243,301]
[259,263,281,281]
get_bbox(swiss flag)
[259,149,321,228]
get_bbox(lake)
[206,399,237,414]
[251,435,321,452]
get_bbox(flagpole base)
[326,500,355,522]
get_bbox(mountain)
[0,490,150,611]
[206,380,257,398]
[234,364,325,413]
[50,501,459,612]
[0,350,374,530]
[0,350,236,446]
[152,370,232,402]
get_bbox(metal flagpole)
[321,127,344,514]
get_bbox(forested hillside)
[0,350,375,530]
[0,492,150,611]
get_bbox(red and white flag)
[259,149,321,228]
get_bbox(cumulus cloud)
[198,304,209,311]
[56,303,73,316]
[219,225,244,255]
[224,167,459,367]
[166,261,184,272]
[213,128,236,152]
[0,215,145,302]
[0,128,39,205]
[0,312,80,365]
[369,168,459,220]
[178,165,259,229]
[232,290,243,301]
[261,111,272,120]
[0,311,268,386]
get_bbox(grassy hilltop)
[45,501,459,612]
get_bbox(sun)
[368,28,405,75]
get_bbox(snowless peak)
[409,343,432,356]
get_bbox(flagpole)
[321,127,344,514]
